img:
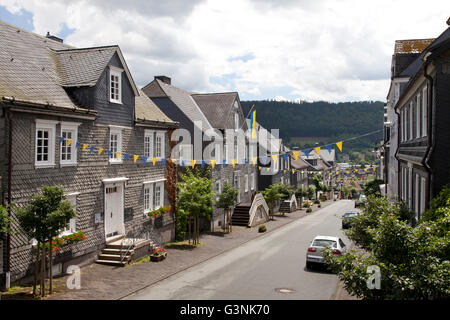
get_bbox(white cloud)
[1,0,449,101]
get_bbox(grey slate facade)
[0,20,177,283]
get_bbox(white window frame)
[215,180,221,201]
[244,174,249,192]
[60,193,78,236]
[109,127,123,164]
[109,66,122,104]
[422,86,427,137]
[35,119,57,167]
[409,102,413,141]
[251,172,255,191]
[416,94,421,139]
[143,180,165,213]
[234,113,239,131]
[420,177,426,215]
[144,130,153,158]
[143,183,154,214]
[155,131,165,159]
[60,122,80,166]
[154,181,164,210]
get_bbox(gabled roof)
[135,88,177,127]
[290,155,312,170]
[142,79,213,132]
[394,39,434,54]
[191,92,238,129]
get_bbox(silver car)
[306,235,347,269]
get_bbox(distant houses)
[383,19,450,221]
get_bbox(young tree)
[295,186,307,207]
[16,186,75,297]
[177,168,213,245]
[262,185,283,219]
[306,186,315,200]
[363,179,384,197]
[0,205,11,235]
[215,182,238,233]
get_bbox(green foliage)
[258,225,267,233]
[306,186,315,199]
[262,184,284,214]
[295,186,307,198]
[15,186,76,243]
[363,179,383,197]
[274,183,294,200]
[325,196,450,299]
[175,207,187,241]
[313,199,320,204]
[306,208,312,213]
[177,168,213,219]
[350,187,358,198]
[421,184,450,222]
[0,205,11,234]
[215,182,238,210]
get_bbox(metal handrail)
[119,224,160,263]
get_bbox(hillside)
[241,100,384,164]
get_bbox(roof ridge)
[53,45,119,53]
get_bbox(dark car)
[354,194,366,208]
[341,211,360,229]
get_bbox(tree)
[15,186,75,297]
[275,183,294,201]
[177,168,213,245]
[215,182,238,233]
[306,186,315,200]
[262,185,283,219]
[363,179,383,197]
[295,186,307,207]
[324,192,450,299]
[421,184,450,222]
[0,205,11,235]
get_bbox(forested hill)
[240,100,384,162]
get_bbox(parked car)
[305,236,347,269]
[355,194,366,207]
[341,211,360,229]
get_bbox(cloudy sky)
[1,0,449,102]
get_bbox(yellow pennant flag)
[293,151,299,160]
[266,167,271,172]
[283,170,286,173]
[115,152,120,159]
[171,158,178,164]
[373,167,376,172]
[252,157,257,166]
[301,171,304,174]
[211,160,216,169]
[258,166,262,171]
[271,154,278,163]
[191,160,196,168]
[82,144,88,151]
[336,141,343,152]
[314,147,320,156]
[153,157,157,166]
[232,159,236,168]
[98,148,103,155]
[292,169,295,174]
[133,155,139,163]
[67,139,72,146]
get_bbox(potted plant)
[150,247,167,262]
[258,225,267,233]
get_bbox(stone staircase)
[280,201,293,213]
[95,235,155,267]
[231,204,251,226]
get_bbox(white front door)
[104,183,125,238]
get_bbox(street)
[125,200,355,300]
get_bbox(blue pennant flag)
[282,153,289,162]
[107,150,112,158]
[201,160,205,168]
[143,156,148,164]
[89,146,95,153]
[304,149,310,158]
[325,144,332,153]
[75,142,81,149]
[262,156,268,165]
[124,153,129,161]
[181,160,185,168]
[222,160,226,168]
[59,137,64,144]
[161,158,166,166]
[242,158,246,166]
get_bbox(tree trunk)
[41,242,46,297]
[188,214,191,245]
[49,239,53,294]
[196,216,200,244]
[33,244,39,297]
[229,209,232,233]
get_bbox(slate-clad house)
[0,20,177,284]
[395,21,450,221]
[142,77,258,230]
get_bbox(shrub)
[314,199,320,204]
[318,204,321,208]
[258,225,267,233]
[306,208,312,213]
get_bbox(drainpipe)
[394,103,401,201]
[422,62,434,207]
[4,108,13,290]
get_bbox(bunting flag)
[143,156,148,164]
[152,157,156,166]
[373,167,376,172]
[250,108,256,139]
[283,170,286,173]
[252,157,257,166]
[258,166,262,171]
[181,160,185,168]
[59,137,64,144]
[191,160,196,168]
[75,142,80,149]
[211,160,216,169]
[68,139,73,147]
[242,158,247,166]
[282,153,289,162]
[293,151,299,160]
[314,147,321,156]
[89,146,95,153]
[336,141,343,152]
[304,149,310,158]
[201,160,205,168]
[292,169,295,174]
[222,160,226,168]
[262,156,268,165]
[107,150,112,158]
[82,144,88,151]
[98,148,104,155]
[115,152,120,159]
[325,144,332,153]
[171,158,177,164]
[134,155,139,163]
[266,168,271,172]
[271,154,278,163]
[161,158,166,166]
[123,153,129,161]
[231,159,236,168]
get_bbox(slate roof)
[394,39,434,54]
[135,88,177,127]
[191,92,238,129]
[290,155,312,170]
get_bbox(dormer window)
[109,66,123,104]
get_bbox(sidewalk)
[34,199,353,300]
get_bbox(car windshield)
[312,239,337,248]
[344,212,358,218]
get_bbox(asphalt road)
[125,200,355,300]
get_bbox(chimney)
[46,31,63,43]
[154,75,171,85]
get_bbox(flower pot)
[150,255,164,262]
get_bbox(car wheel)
[306,262,313,270]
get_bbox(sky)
[0,0,449,102]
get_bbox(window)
[109,127,122,163]
[416,93,421,139]
[422,86,427,137]
[143,180,165,213]
[109,67,122,104]
[420,177,426,215]
[144,131,152,158]
[409,102,413,140]
[35,120,57,166]
[60,123,80,165]
[234,113,239,131]
[251,173,255,191]
[144,130,165,159]
[215,181,221,201]
[61,193,77,235]
[234,174,240,203]
[244,174,248,192]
